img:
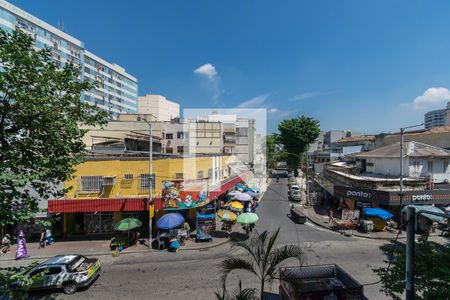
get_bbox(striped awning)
[48,197,164,213]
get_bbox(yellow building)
[49,155,238,237]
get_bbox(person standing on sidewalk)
[328,208,334,225]
[38,229,46,249]
[45,228,54,245]
[1,234,11,253]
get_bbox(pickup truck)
[10,254,100,294]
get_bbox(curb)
[0,238,232,262]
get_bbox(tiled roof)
[353,141,450,158]
[335,135,375,144]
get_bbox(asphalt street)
[8,179,390,300]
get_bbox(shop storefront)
[334,185,450,219]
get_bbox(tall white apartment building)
[424,102,450,129]
[138,94,180,122]
[0,0,138,117]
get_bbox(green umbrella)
[237,213,259,224]
[114,218,143,231]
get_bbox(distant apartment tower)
[0,0,139,117]
[138,94,180,122]
[424,102,450,129]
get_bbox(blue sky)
[10,0,450,134]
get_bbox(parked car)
[288,185,300,195]
[10,255,100,295]
[289,190,301,202]
[288,177,297,186]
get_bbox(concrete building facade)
[0,0,138,117]
[138,94,180,122]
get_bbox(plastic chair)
[155,234,165,250]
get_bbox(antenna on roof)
[58,19,64,32]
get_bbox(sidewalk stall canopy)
[401,205,445,232]
[363,208,393,231]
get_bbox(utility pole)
[399,127,404,230]
[140,117,153,247]
[406,206,415,300]
[399,123,423,231]
[305,147,309,206]
[149,123,153,245]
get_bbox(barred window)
[78,176,103,192]
[139,173,155,191]
[175,173,184,180]
[197,171,204,180]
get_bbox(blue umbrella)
[157,213,185,229]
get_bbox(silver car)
[11,255,101,294]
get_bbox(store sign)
[346,190,372,199]
[412,194,433,202]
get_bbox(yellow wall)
[65,156,236,199]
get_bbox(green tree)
[219,228,303,300]
[278,116,320,176]
[264,133,281,170]
[215,280,258,300]
[0,29,108,226]
[374,236,450,299]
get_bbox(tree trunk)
[260,280,265,300]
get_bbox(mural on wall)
[162,180,209,210]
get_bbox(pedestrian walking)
[1,234,11,254]
[45,228,54,245]
[328,208,334,224]
[38,229,46,249]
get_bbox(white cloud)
[269,108,278,113]
[288,91,321,101]
[194,63,218,81]
[236,94,270,108]
[412,87,450,110]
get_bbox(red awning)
[48,197,164,213]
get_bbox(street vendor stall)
[195,213,215,242]
[363,208,394,231]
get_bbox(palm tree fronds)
[219,256,259,285]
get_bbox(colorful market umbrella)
[114,218,143,231]
[227,201,244,210]
[245,191,259,198]
[157,213,185,229]
[217,210,237,222]
[237,213,259,224]
[228,191,240,196]
[233,192,252,202]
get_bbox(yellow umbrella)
[227,201,244,209]
[217,210,237,222]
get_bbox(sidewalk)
[0,230,232,262]
[299,206,442,240]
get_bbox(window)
[166,133,173,140]
[208,169,213,179]
[177,132,184,139]
[139,173,155,191]
[78,176,103,192]
[29,268,47,277]
[236,127,248,137]
[428,161,433,173]
[166,147,173,154]
[123,174,133,180]
[177,146,184,154]
[47,267,62,275]
[175,173,184,180]
[197,171,204,179]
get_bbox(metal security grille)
[78,176,103,192]
[139,173,155,192]
[175,173,184,180]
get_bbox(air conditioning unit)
[103,176,116,186]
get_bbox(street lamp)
[399,123,424,231]
[138,117,153,246]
